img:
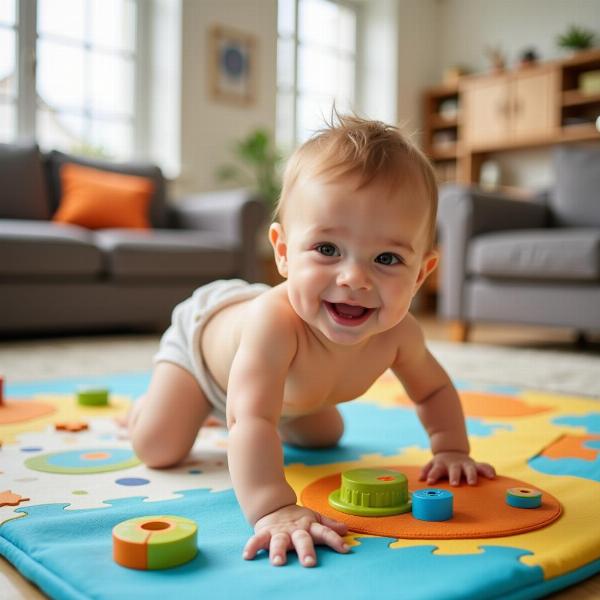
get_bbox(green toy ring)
[328,468,412,517]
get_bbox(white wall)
[177,0,277,196]
[436,0,600,76]
[396,0,439,140]
[435,0,600,187]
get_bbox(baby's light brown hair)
[274,113,438,251]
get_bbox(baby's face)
[270,174,438,346]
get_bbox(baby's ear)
[269,223,289,278]
[412,249,439,295]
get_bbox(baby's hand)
[243,504,350,567]
[420,452,496,486]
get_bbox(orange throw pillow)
[53,163,155,229]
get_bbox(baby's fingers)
[425,462,446,484]
[309,522,350,554]
[419,460,434,481]
[243,530,271,560]
[291,530,317,567]
[319,514,348,536]
[269,532,291,566]
[477,462,496,480]
[463,462,478,485]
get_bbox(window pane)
[337,55,355,99]
[297,92,333,143]
[0,100,15,141]
[0,27,16,98]
[276,89,294,152]
[338,7,356,54]
[298,45,337,96]
[38,0,85,42]
[90,0,136,52]
[0,0,16,26]
[90,52,134,116]
[278,0,295,37]
[277,37,294,88]
[298,0,338,46]
[37,39,85,109]
[37,106,86,152]
[90,117,133,159]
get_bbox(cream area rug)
[1,334,599,399]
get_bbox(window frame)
[10,0,148,159]
[277,0,359,151]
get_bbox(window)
[277,0,357,152]
[0,0,17,142]
[2,0,145,161]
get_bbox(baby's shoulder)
[389,312,427,360]
[242,284,300,342]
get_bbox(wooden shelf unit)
[422,48,600,184]
[422,83,461,184]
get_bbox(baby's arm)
[226,299,348,567]
[392,315,495,485]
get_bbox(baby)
[129,114,495,569]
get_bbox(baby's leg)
[130,362,212,468]
[279,406,344,448]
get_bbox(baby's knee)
[130,422,186,469]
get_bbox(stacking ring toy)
[77,386,109,406]
[112,515,198,570]
[328,468,412,516]
[411,488,454,521]
[506,487,542,509]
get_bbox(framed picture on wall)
[209,25,257,106]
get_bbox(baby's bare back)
[201,284,401,418]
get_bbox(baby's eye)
[375,252,402,266]
[315,243,339,257]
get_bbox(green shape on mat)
[77,386,109,406]
[146,516,198,570]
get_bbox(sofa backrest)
[0,143,51,220]
[44,150,169,228]
[551,145,600,228]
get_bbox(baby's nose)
[336,262,371,290]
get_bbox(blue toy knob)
[411,488,454,521]
[506,487,542,509]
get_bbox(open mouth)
[324,301,374,327]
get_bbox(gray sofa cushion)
[468,229,600,281]
[0,220,103,276]
[0,143,50,220]
[552,146,600,227]
[45,150,168,228]
[94,229,238,280]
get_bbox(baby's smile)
[323,300,375,327]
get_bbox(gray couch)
[437,145,600,341]
[0,143,267,335]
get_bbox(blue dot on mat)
[21,446,42,452]
[115,477,150,486]
[188,469,203,474]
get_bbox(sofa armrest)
[171,188,268,282]
[437,184,550,320]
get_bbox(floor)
[1,314,599,598]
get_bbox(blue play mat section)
[1,372,600,599]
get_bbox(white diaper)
[153,278,270,422]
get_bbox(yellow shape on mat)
[0,394,130,444]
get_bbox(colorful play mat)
[1,370,599,599]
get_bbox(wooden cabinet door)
[511,69,559,141]
[461,76,510,149]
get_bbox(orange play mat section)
[301,466,562,539]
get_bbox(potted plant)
[557,25,596,53]
[216,128,282,214]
